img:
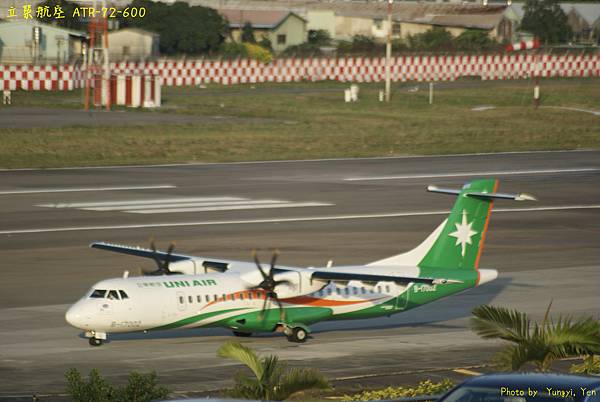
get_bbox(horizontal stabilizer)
[90,242,191,262]
[311,271,462,285]
[427,185,537,201]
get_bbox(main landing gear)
[283,326,308,343]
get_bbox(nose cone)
[65,304,85,329]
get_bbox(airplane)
[65,178,536,346]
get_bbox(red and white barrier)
[111,74,161,108]
[506,38,541,52]
[1,53,599,92]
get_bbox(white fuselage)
[65,264,420,335]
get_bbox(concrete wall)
[108,30,158,61]
[306,10,336,38]
[0,22,81,64]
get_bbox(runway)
[1,150,599,398]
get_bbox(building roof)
[307,2,507,21]
[108,27,158,37]
[220,9,306,29]
[415,13,506,30]
[0,20,87,37]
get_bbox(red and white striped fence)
[1,54,599,92]
[111,75,161,107]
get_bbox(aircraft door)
[395,284,410,310]
[176,291,187,311]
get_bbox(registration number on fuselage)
[413,284,437,293]
[110,320,142,328]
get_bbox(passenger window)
[205,295,210,302]
[361,287,367,294]
[222,294,226,300]
[214,294,218,301]
[385,285,390,293]
[344,288,350,296]
[179,296,184,304]
[90,289,107,298]
[353,287,358,295]
[336,288,341,295]
[119,290,129,299]
[327,288,333,295]
[188,296,193,303]
[107,290,120,300]
[239,293,244,301]
[197,295,201,303]
[377,286,382,293]
[248,292,253,300]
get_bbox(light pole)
[384,0,393,102]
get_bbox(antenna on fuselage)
[123,270,129,278]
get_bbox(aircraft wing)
[90,242,193,262]
[309,270,462,285]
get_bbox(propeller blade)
[273,279,293,287]
[269,250,279,276]
[148,237,164,271]
[251,250,269,280]
[274,294,285,321]
[162,241,176,272]
[259,294,269,320]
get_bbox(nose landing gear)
[85,331,107,347]
[89,337,103,346]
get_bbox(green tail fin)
[418,179,498,270]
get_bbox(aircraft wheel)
[232,331,252,337]
[89,337,103,347]
[287,327,308,343]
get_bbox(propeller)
[142,238,180,276]
[247,250,292,321]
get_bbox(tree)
[65,368,169,402]
[521,0,572,44]
[241,22,256,43]
[455,30,500,52]
[121,0,227,55]
[217,341,330,400]
[35,0,86,31]
[408,27,454,51]
[471,303,600,372]
[308,29,332,46]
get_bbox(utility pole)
[384,0,393,102]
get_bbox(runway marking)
[0,149,595,172]
[128,202,332,214]
[345,168,600,181]
[3,204,600,235]
[38,196,245,209]
[0,184,176,194]
[453,368,482,376]
[37,196,333,214]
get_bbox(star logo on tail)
[449,210,478,257]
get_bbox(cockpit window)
[119,290,129,299]
[90,289,107,298]
[107,290,120,300]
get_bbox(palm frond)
[471,305,530,343]
[217,341,264,381]
[546,317,600,355]
[274,367,331,401]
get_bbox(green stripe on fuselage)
[149,308,250,331]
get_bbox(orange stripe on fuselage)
[474,179,499,284]
[281,296,381,307]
